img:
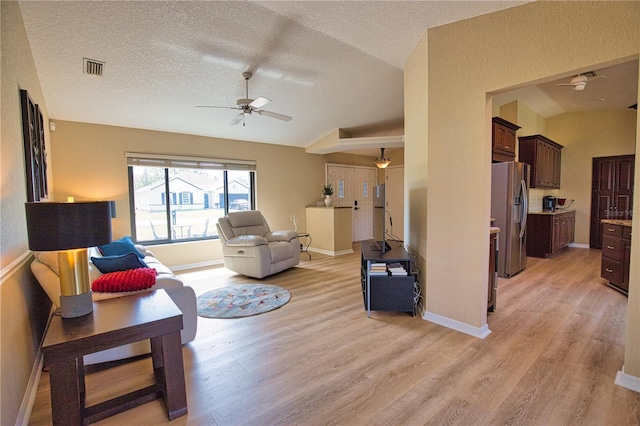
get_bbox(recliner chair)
[216,210,300,279]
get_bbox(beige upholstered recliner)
[216,211,300,279]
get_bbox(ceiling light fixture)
[375,148,391,169]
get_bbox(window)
[126,153,256,243]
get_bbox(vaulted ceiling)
[18,1,637,156]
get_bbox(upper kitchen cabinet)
[492,117,521,162]
[518,135,563,189]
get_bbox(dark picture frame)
[20,89,48,202]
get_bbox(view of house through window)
[128,161,255,243]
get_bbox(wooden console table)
[42,290,187,425]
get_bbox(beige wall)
[547,110,637,245]
[49,120,329,267]
[406,1,639,376]
[404,31,429,307]
[0,2,54,424]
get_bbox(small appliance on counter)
[542,195,557,212]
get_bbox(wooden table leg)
[49,358,82,425]
[151,331,187,420]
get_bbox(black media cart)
[360,240,415,317]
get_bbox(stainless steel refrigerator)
[491,161,530,278]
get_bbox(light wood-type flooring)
[29,245,640,425]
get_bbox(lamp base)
[60,291,93,318]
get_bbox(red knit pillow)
[92,268,157,293]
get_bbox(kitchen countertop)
[490,226,500,234]
[601,219,632,227]
[528,209,575,216]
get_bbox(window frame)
[126,153,256,244]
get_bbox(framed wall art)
[20,89,48,202]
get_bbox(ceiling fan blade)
[257,110,292,122]
[588,75,607,82]
[249,97,271,109]
[196,105,236,110]
[229,113,244,126]
[556,83,575,87]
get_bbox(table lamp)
[25,201,112,318]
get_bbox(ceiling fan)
[196,72,292,126]
[556,71,606,91]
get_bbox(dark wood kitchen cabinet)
[518,135,563,189]
[492,117,521,162]
[590,155,635,248]
[600,221,631,295]
[527,210,575,258]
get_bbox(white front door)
[327,164,377,242]
[327,166,353,208]
[354,168,377,241]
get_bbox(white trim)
[169,259,224,272]
[423,311,492,339]
[309,135,404,154]
[0,250,33,286]
[18,306,56,425]
[569,242,590,249]
[307,247,354,257]
[615,367,640,393]
[17,353,43,426]
[325,162,378,171]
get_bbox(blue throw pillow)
[91,253,148,274]
[98,236,144,259]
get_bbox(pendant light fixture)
[374,148,391,169]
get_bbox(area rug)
[197,284,291,319]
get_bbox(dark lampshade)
[25,201,112,251]
[26,201,112,318]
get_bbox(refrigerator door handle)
[519,179,528,239]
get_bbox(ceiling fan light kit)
[196,71,292,127]
[557,71,606,92]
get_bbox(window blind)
[125,152,256,171]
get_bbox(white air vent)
[83,58,105,76]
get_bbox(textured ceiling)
[18,0,530,151]
[19,1,636,155]
[493,60,639,118]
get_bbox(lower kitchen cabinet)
[527,210,575,258]
[600,220,631,295]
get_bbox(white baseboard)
[17,306,55,425]
[170,259,224,272]
[423,311,492,339]
[569,242,590,249]
[307,247,354,257]
[615,367,640,393]
[17,352,44,426]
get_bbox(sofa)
[216,210,300,279]
[31,241,197,365]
